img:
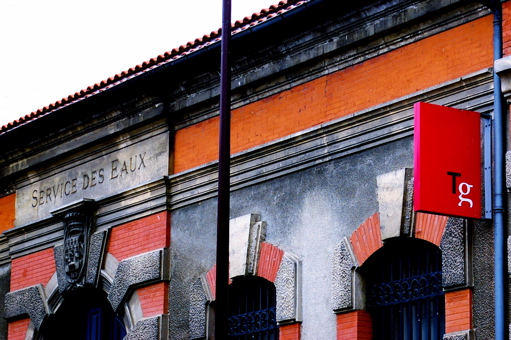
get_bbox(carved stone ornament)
[63,212,90,284]
[52,199,95,287]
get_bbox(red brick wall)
[336,289,473,339]
[10,247,55,291]
[107,211,170,261]
[445,288,473,333]
[350,213,382,265]
[503,1,511,57]
[0,193,15,234]
[415,213,449,246]
[206,264,217,300]
[106,212,170,320]
[7,319,31,340]
[336,310,373,340]
[174,16,493,173]
[136,282,169,317]
[280,323,301,340]
[257,242,284,283]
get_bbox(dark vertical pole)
[216,0,231,339]
[491,4,507,339]
[477,1,506,338]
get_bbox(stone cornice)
[1,177,167,262]
[168,69,494,210]
[173,1,489,130]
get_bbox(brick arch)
[332,168,472,340]
[414,212,449,246]
[348,211,449,267]
[202,241,286,301]
[189,214,301,340]
[349,213,383,266]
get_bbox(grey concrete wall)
[169,200,218,339]
[0,264,10,340]
[169,137,413,339]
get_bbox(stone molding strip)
[169,70,493,211]
[4,284,50,330]
[443,330,474,340]
[175,0,488,130]
[3,178,167,262]
[108,248,170,313]
[275,252,302,324]
[0,235,8,266]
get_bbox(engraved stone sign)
[15,132,169,226]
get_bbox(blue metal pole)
[490,2,507,339]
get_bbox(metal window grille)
[363,239,445,340]
[228,276,279,340]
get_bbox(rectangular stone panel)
[15,132,169,226]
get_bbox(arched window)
[360,238,444,340]
[37,287,126,340]
[228,276,279,339]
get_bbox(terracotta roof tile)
[0,0,310,135]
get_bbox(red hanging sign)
[414,102,482,219]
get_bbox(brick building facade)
[1,0,510,339]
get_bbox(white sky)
[0,0,278,127]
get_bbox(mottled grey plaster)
[108,248,170,312]
[275,252,301,323]
[125,315,169,340]
[0,264,10,340]
[189,278,208,339]
[169,198,218,340]
[472,219,494,340]
[86,231,107,286]
[402,175,414,236]
[54,244,70,293]
[331,238,356,312]
[440,218,467,289]
[4,284,49,330]
[506,151,511,189]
